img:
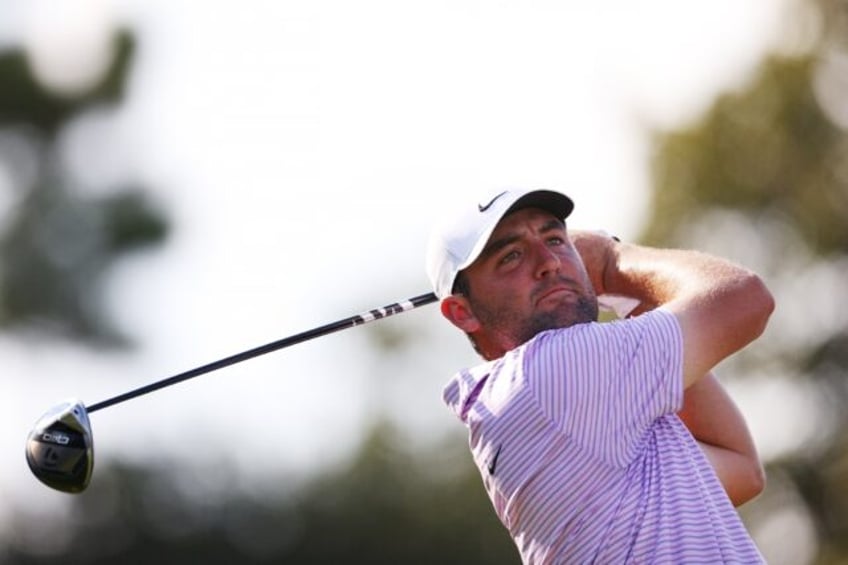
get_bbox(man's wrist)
[570,230,619,294]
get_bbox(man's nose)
[533,242,562,278]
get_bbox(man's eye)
[548,236,565,246]
[500,250,520,264]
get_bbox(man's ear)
[440,295,481,333]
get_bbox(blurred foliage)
[0,31,134,134]
[642,0,848,562]
[643,57,848,255]
[0,30,168,345]
[3,425,517,565]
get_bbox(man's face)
[459,207,599,356]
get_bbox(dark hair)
[450,271,483,356]
[452,271,471,297]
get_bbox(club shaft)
[86,292,438,413]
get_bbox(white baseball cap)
[426,188,574,299]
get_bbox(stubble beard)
[469,291,600,348]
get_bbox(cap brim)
[505,189,574,221]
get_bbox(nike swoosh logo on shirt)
[478,191,507,212]
[487,444,503,476]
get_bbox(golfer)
[426,188,774,563]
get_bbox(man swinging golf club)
[427,188,774,563]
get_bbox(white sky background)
[0,0,806,545]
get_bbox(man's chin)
[540,297,598,326]
[524,312,582,340]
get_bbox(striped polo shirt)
[443,309,764,564]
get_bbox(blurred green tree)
[0,30,168,345]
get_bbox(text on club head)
[41,432,71,445]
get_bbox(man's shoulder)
[442,360,498,422]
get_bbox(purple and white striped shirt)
[443,309,764,564]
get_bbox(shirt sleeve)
[525,309,684,467]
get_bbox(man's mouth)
[535,285,575,305]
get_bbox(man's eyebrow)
[540,218,566,233]
[479,218,567,260]
[480,234,520,260]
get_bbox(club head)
[25,399,94,493]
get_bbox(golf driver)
[26,292,438,493]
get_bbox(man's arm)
[571,232,775,389]
[572,231,771,504]
[679,372,765,506]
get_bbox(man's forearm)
[678,372,765,506]
[571,232,768,311]
[571,232,774,388]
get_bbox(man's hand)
[568,229,619,296]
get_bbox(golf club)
[26,292,438,493]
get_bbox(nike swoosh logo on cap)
[478,191,507,212]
